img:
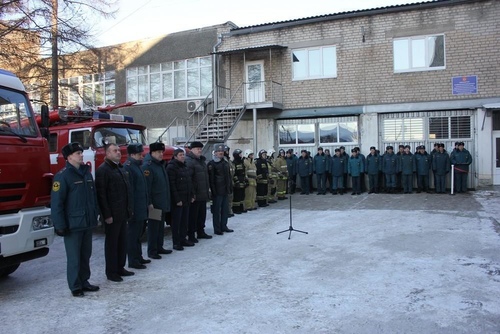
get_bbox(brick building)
[213,0,500,187]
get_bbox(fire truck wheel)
[0,263,20,278]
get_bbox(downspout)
[212,34,224,112]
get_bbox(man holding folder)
[142,142,172,259]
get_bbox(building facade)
[214,0,500,187]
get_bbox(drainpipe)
[212,34,224,113]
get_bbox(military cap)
[351,148,356,153]
[404,145,411,149]
[62,142,84,159]
[150,142,165,152]
[458,142,465,146]
[301,149,307,154]
[455,141,460,146]
[434,143,439,147]
[438,143,445,148]
[370,146,376,150]
[419,145,425,150]
[214,144,225,152]
[386,145,393,150]
[127,143,144,154]
[317,146,323,151]
[190,141,204,149]
[354,147,360,152]
[334,148,340,152]
[339,146,345,150]
[399,144,405,148]
[287,149,294,154]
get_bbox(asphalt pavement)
[1,187,499,334]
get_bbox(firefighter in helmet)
[274,148,288,200]
[267,148,278,203]
[255,149,269,207]
[243,149,257,210]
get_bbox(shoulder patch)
[143,170,150,177]
[52,181,61,192]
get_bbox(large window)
[292,46,337,80]
[127,56,212,103]
[319,122,358,144]
[60,71,115,108]
[279,124,315,145]
[429,116,471,139]
[393,35,445,72]
[93,127,145,148]
[383,118,424,141]
[0,87,37,137]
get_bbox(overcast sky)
[94,0,419,46]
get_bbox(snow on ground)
[1,190,500,334]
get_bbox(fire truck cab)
[0,69,53,277]
[44,104,176,177]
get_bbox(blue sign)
[452,75,478,95]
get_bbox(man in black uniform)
[51,142,99,297]
[232,149,247,214]
[142,142,172,259]
[96,143,134,282]
[207,144,233,235]
[255,149,269,207]
[123,143,150,270]
[185,141,212,242]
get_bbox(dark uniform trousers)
[104,219,127,277]
[368,174,378,192]
[402,174,413,193]
[127,219,145,266]
[212,195,229,234]
[64,229,92,291]
[148,214,165,257]
[188,200,207,238]
[171,205,189,247]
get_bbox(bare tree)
[0,0,117,107]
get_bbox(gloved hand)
[55,228,68,237]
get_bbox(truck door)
[68,128,95,176]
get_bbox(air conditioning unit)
[187,100,202,113]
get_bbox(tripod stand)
[277,181,308,239]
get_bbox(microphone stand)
[277,180,308,239]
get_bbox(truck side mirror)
[41,105,50,128]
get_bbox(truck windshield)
[93,127,145,148]
[0,87,37,137]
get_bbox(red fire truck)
[40,102,175,177]
[0,69,53,277]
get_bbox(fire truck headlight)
[32,216,53,230]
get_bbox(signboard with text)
[452,75,478,95]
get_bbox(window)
[292,46,337,80]
[60,71,115,108]
[49,133,58,152]
[319,122,358,144]
[429,116,471,139]
[383,118,424,141]
[126,56,212,103]
[93,127,145,148]
[70,130,91,149]
[0,87,37,137]
[393,35,445,72]
[278,124,315,145]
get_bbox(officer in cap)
[450,141,472,193]
[382,145,399,193]
[52,142,99,297]
[415,145,432,193]
[142,142,172,260]
[123,143,150,269]
[223,145,235,217]
[207,144,233,234]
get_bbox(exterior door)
[245,61,265,103]
[494,132,500,185]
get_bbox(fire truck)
[40,102,175,177]
[0,69,53,277]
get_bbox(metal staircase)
[157,83,246,155]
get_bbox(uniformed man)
[255,149,269,207]
[51,142,99,297]
[185,141,212,241]
[400,145,416,194]
[324,149,333,193]
[224,145,235,217]
[395,144,405,193]
[167,148,195,251]
[208,144,233,235]
[142,142,172,260]
[273,149,288,200]
[267,149,278,203]
[432,143,450,194]
[297,150,313,195]
[354,147,367,193]
[348,148,364,195]
[339,146,349,189]
[330,148,347,195]
[243,149,257,210]
[451,142,472,193]
[415,145,432,193]
[123,143,150,270]
[365,146,381,194]
[231,149,247,214]
[96,143,134,282]
[313,147,328,195]
[382,145,399,193]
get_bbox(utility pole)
[51,0,58,108]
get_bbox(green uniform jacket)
[142,153,171,212]
[51,162,99,231]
